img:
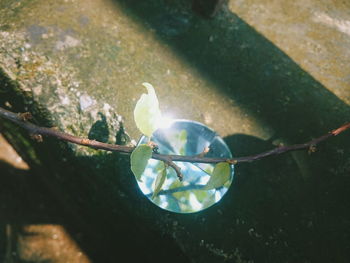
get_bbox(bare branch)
[1,107,349,166]
[161,157,183,181]
[0,107,134,154]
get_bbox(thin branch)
[162,157,183,181]
[0,107,134,154]
[146,184,206,198]
[0,107,349,166]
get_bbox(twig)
[0,107,133,153]
[146,184,206,198]
[161,157,183,181]
[0,107,349,166]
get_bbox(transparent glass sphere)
[136,120,234,213]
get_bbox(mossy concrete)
[1,0,350,262]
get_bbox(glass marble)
[136,119,234,213]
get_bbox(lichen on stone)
[0,30,129,156]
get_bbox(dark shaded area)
[0,77,191,262]
[88,112,109,143]
[222,134,350,262]
[192,0,227,18]
[0,133,191,263]
[115,121,129,145]
[0,161,59,223]
[1,1,350,263]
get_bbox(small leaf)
[152,162,167,199]
[134,83,162,137]
[130,144,153,181]
[204,162,231,190]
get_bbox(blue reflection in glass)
[137,119,234,213]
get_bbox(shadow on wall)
[114,0,350,142]
[0,147,191,263]
[109,1,350,262]
[88,112,109,143]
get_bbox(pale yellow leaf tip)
[134,82,162,137]
[142,82,154,92]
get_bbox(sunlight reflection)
[158,115,175,129]
[136,119,234,213]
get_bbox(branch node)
[226,159,237,165]
[164,158,183,181]
[30,133,43,142]
[147,140,158,148]
[308,145,317,154]
[196,146,210,158]
[146,141,160,153]
[81,138,90,144]
[19,112,32,121]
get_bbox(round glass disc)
[136,119,234,213]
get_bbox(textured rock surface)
[1,0,350,262]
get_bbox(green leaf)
[152,162,167,199]
[134,82,162,137]
[204,162,231,190]
[130,144,152,181]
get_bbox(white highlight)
[158,115,174,129]
[189,193,202,210]
[313,12,350,37]
[56,35,81,50]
